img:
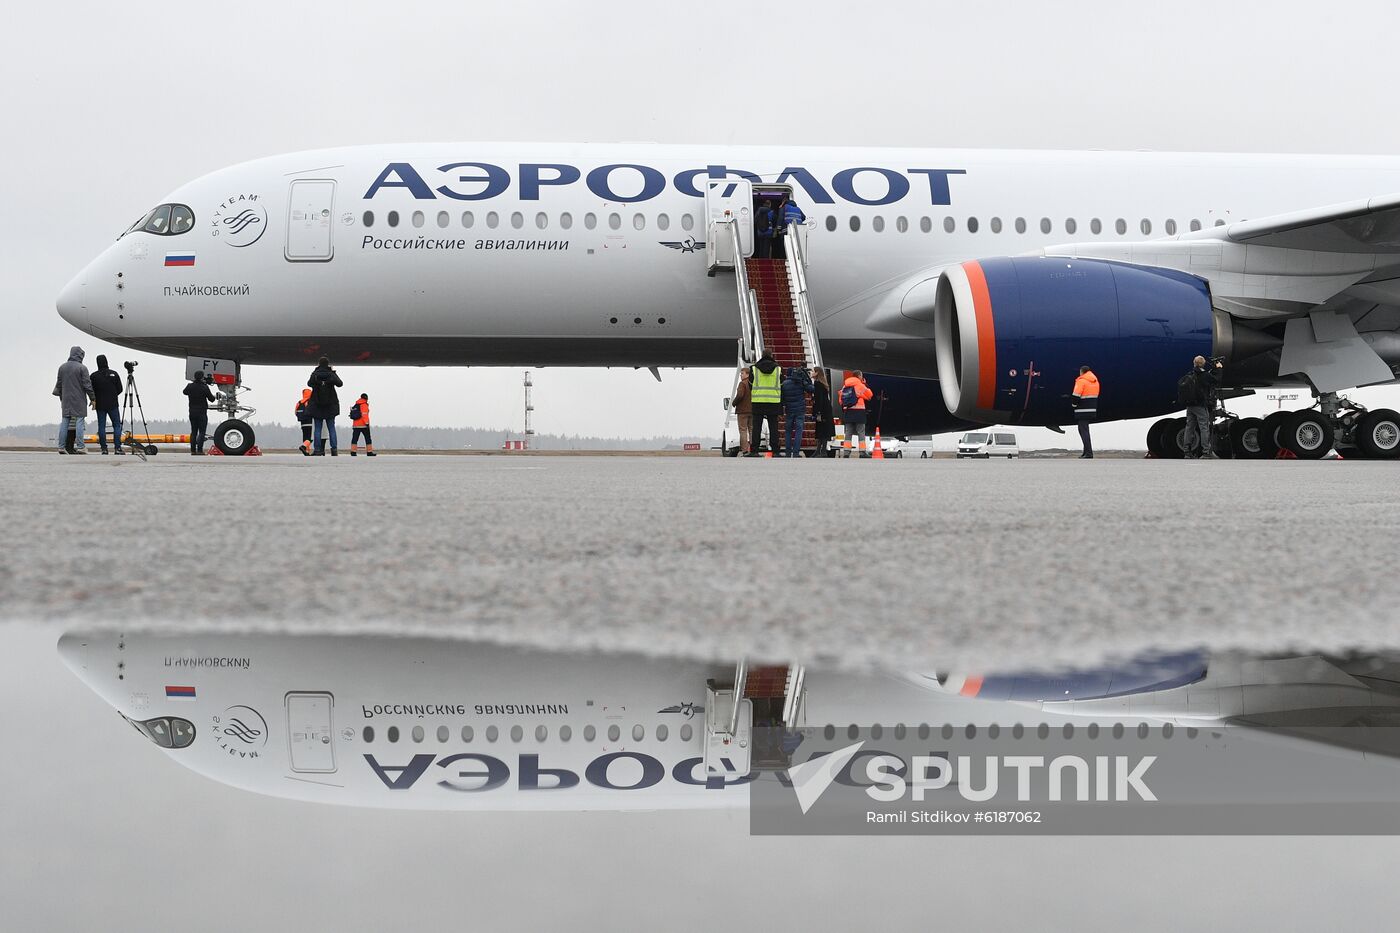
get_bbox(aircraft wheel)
[1279,411,1332,460]
[1229,417,1265,459]
[214,419,255,457]
[1158,417,1188,458]
[1356,409,1400,459]
[1146,418,1174,457]
[1259,411,1292,458]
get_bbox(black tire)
[1259,410,1293,459]
[145,445,158,456]
[1279,411,1332,460]
[1356,409,1400,459]
[1146,418,1174,457]
[213,419,255,457]
[1229,417,1266,459]
[1158,417,1188,458]
[1211,421,1235,459]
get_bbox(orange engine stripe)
[961,261,998,410]
[959,675,984,697]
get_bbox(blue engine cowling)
[933,257,1216,425]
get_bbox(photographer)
[1182,355,1224,459]
[183,370,215,455]
[307,356,343,456]
[90,355,124,455]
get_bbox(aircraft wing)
[1189,192,1400,255]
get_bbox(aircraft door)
[285,179,336,262]
[705,178,753,269]
[286,691,337,772]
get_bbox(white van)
[956,430,1019,459]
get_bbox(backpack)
[839,384,858,409]
[349,402,362,421]
[1176,372,1202,407]
[755,207,774,235]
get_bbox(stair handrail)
[727,218,764,363]
[784,224,823,371]
[730,659,749,736]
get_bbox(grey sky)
[5,0,1400,444]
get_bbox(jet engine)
[933,257,1224,425]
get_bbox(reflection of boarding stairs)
[704,660,807,775]
[713,216,825,454]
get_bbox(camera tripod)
[119,363,156,460]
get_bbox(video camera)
[1208,356,1226,367]
[124,360,138,372]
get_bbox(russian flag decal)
[165,685,197,700]
[164,252,196,267]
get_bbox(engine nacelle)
[933,257,1216,424]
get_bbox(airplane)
[55,143,1400,458]
[57,631,1400,813]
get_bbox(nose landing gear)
[188,356,257,455]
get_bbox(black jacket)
[307,365,343,418]
[780,368,814,412]
[183,380,214,414]
[1191,366,1220,404]
[812,381,831,423]
[90,368,123,411]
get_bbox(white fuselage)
[55,144,1400,377]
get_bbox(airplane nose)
[56,632,91,675]
[56,274,91,333]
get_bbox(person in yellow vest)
[1072,365,1100,459]
[349,393,376,456]
[747,351,783,456]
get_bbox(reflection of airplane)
[58,632,1400,811]
[55,145,1400,458]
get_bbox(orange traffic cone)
[764,449,773,458]
[872,429,885,460]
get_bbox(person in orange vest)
[295,388,313,456]
[349,393,375,456]
[838,370,873,457]
[1071,365,1100,459]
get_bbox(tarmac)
[3,450,1399,671]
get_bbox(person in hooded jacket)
[307,356,344,456]
[349,393,375,456]
[183,371,215,455]
[1071,365,1100,459]
[53,346,94,455]
[780,366,813,458]
[747,351,783,456]
[295,388,314,456]
[90,354,124,455]
[838,370,874,456]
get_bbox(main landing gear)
[1147,393,1400,460]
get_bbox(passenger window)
[510,725,523,742]
[1115,218,1127,235]
[584,213,597,230]
[632,724,644,741]
[1214,218,1226,226]
[437,211,449,229]
[825,216,837,232]
[535,725,548,742]
[943,217,955,233]
[849,216,860,232]
[1141,218,1152,235]
[560,725,572,741]
[896,216,908,233]
[608,213,621,230]
[142,204,173,234]
[461,211,474,229]
[362,211,375,228]
[560,212,573,230]
[363,726,375,743]
[486,211,499,229]
[920,216,932,233]
[1090,218,1102,235]
[511,211,524,230]
[607,724,621,741]
[966,216,979,233]
[169,205,195,235]
[681,213,695,232]
[1039,217,1051,234]
[486,725,499,742]
[584,725,597,741]
[387,211,400,228]
[1165,219,1177,235]
[411,725,424,743]
[461,725,474,742]
[657,213,670,231]
[989,217,1002,233]
[1014,217,1026,234]
[680,724,693,742]
[657,724,669,741]
[633,213,645,231]
[536,212,548,230]
[436,725,449,742]
[1065,218,1077,235]
[872,216,885,233]
[412,211,425,229]
[1189,219,1201,231]
[387,726,400,743]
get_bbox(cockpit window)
[170,204,195,234]
[143,205,173,234]
[122,713,196,749]
[121,203,196,238]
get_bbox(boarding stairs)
[704,661,806,776]
[707,181,824,455]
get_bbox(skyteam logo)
[212,705,268,760]
[210,193,266,247]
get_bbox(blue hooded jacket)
[780,367,813,412]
